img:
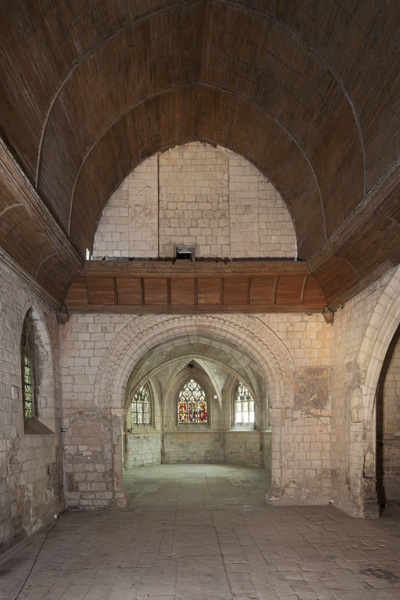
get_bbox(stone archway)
[94,314,294,506]
[355,267,400,517]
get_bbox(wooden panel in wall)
[65,260,330,313]
[302,276,327,305]
[275,275,305,304]
[116,277,143,305]
[144,278,168,305]
[170,278,195,306]
[87,276,115,305]
[223,277,249,305]
[249,276,276,305]
[65,276,88,305]
[197,278,222,305]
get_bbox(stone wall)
[377,325,400,502]
[329,268,400,517]
[124,432,162,469]
[60,312,332,509]
[225,431,268,468]
[164,432,225,464]
[1,262,395,532]
[0,261,63,554]
[92,142,296,260]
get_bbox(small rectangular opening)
[175,245,195,261]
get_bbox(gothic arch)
[359,267,400,411]
[94,314,295,504]
[354,266,400,516]
[95,315,294,413]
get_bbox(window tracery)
[234,382,255,425]
[21,313,37,420]
[131,386,151,425]
[178,378,207,423]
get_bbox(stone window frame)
[126,382,155,433]
[233,381,256,427]
[19,308,55,435]
[21,312,38,420]
[130,385,151,426]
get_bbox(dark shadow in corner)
[376,324,400,515]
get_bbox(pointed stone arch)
[354,267,400,517]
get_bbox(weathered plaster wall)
[92,141,296,260]
[0,261,63,554]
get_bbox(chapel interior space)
[1,0,400,557]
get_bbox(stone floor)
[1,463,400,600]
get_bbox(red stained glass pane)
[198,401,207,422]
[178,401,187,423]
[178,379,207,424]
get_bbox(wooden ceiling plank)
[300,275,308,304]
[273,276,279,304]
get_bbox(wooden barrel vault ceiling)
[0,1,399,313]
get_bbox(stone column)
[111,408,127,508]
[265,408,283,503]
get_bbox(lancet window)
[21,313,37,420]
[234,382,255,425]
[131,386,151,425]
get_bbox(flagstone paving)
[1,464,400,599]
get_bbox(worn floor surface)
[1,463,400,600]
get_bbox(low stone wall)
[124,432,162,469]
[225,431,266,467]
[123,430,269,469]
[163,432,225,464]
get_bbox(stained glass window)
[21,313,37,420]
[131,386,151,425]
[178,378,207,423]
[234,382,255,424]
[23,351,33,418]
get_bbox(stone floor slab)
[0,464,399,600]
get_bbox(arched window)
[178,378,207,423]
[234,382,255,425]
[21,313,37,419]
[131,386,151,425]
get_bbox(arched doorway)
[122,342,271,476]
[93,314,294,507]
[376,324,400,511]
[355,266,400,517]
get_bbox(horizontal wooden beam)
[82,258,311,276]
[66,304,326,315]
[65,261,327,314]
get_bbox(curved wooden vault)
[1,1,400,311]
